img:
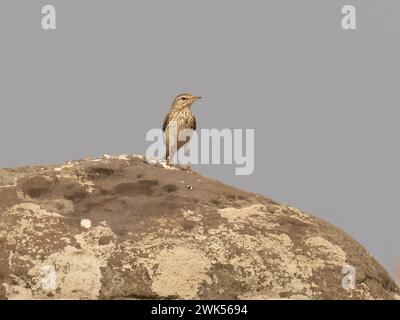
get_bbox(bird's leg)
[184,143,190,158]
[166,142,176,166]
[183,143,192,171]
[165,147,169,164]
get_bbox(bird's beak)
[193,96,202,101]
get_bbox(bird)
[162,93,202,165]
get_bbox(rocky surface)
[0,154,399,300]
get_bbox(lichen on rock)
[0,154,399,300]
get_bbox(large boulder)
[0,154,399,300]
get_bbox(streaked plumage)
[162,93,201,163]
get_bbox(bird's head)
[171,93,202,110]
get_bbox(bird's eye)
[181,97,187,101]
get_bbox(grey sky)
[0,1,399,278]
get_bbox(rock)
[0,154,399,300]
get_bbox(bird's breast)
[168,109,196,131]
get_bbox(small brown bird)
[162,93,202,164]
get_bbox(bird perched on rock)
[162,93,201,165]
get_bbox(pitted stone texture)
[0,155,398,300]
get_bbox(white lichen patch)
[54,162,74,172]
[80,219,92,229]
[100,153,142,162]
[98,153,134,165]
[158,160,179,171]
[115,154,132,161]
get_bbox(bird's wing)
[192,116,197,131]
[162,111,171,132]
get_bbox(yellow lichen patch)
[182,210,202,222]
[141,246,212,299]
[35,225,117,299]
[235,233,313,296]
[153,217,168,227]
[3,276,34,300]
[344,282,374,300]
[306,236,347,266]
[3,211,118,299]
[218,204,279,229]
[212,227,300,298]
[128,212,320,299]
[74,225,117,260]
[54,162,95,193]
[219,204,265,222]
[4,244,106,300]
[4,203,63,249]
[207,238,229,264]
[6,203,62,219]
[39,198,74,215]
[55,171,95,193]
[286,206,312,224]
[29,246,104,299]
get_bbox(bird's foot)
[165,158,193,172]
[167,163,192,172]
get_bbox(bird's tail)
[165,147,169,163]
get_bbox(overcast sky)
[0,0,399,278]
